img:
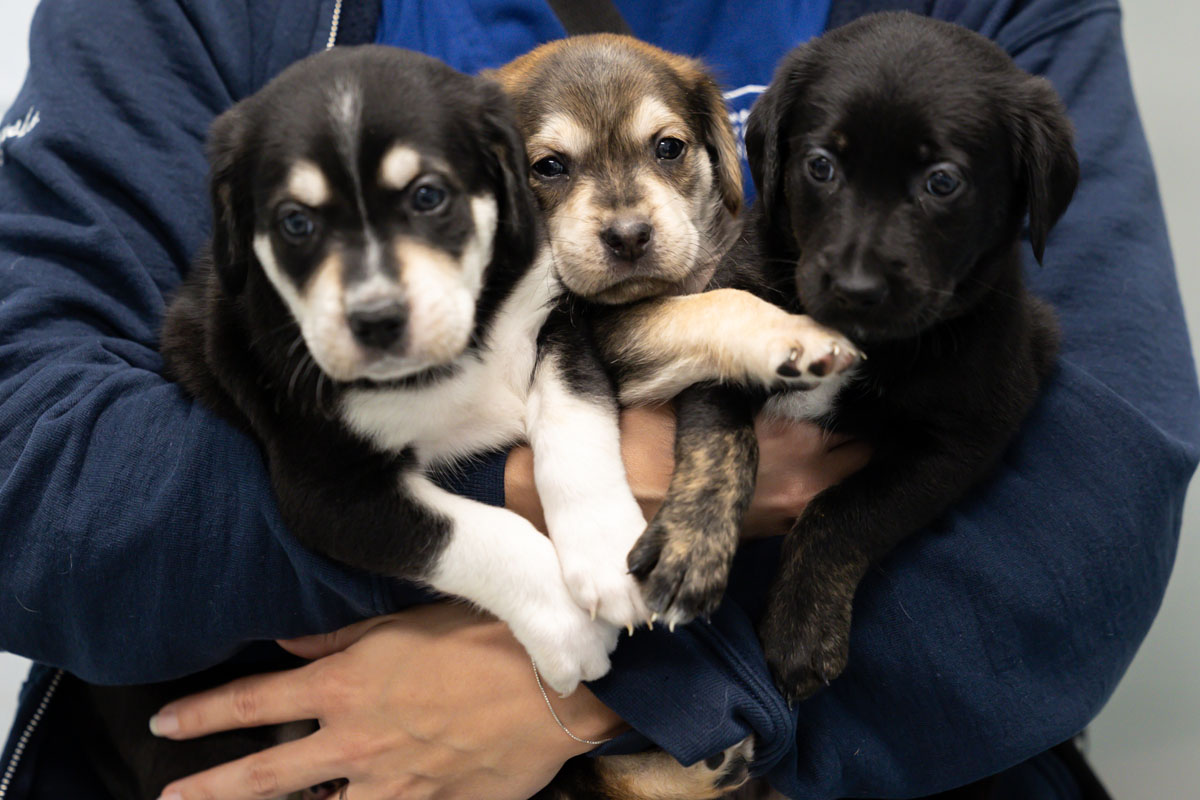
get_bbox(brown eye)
[807,150,836,183]
[533,156,567,178]
[655,137,685,160]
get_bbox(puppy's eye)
[806,150,837,183]
[277,205,316,242]
[655,137,685,160]
[532,157,567,178]
[410,183,448,213]
[925,168,962,198]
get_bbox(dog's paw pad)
[705,737,756,792]
[776,347,804,378]
[765,326,862,389]
[809,341,861,377]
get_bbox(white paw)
[748,311,862,389]
[515,584,620,695]
[554,503,651,631]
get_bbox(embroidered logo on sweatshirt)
[723,85,766,160]
[0,107,40,165]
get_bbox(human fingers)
[150,665,322,739]
[157,729,346,800]
[278,612,406,659]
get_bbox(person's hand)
[151,604,625,800]
[506,403,871,538]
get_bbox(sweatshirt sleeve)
[591,3,1200,796]
[0,0,445,685]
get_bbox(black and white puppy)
[87,44,631,800]
[726,12,1075,701]
[167,46,619,692]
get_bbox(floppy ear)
[1007,76,1079,263]
[684,67,743,217]
[206,105,255,295]
[477,80,538,267]
[744,49,812,227]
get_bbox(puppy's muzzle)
[829,266,889,309]
[600,216,654,264]
[347,297,409,353]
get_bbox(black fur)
[165,45,536,577]
[740,12,1075,701]
[83,45,539,799]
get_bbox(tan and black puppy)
[493,34,744,303]
[495,35,859,800]
[491,35,858,642]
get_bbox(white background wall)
[1,1,1197,794]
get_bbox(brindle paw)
[760,590,853,704]
[627,517,734,629]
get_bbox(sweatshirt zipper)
[325,0,343,49]
[0,669,63,800]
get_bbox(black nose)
[347,300,407,351]
[600,218,653,262]
[831,270,889,308]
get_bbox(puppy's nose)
[600,218,653,262]
[347,299,408,351]
[831,270,889,309]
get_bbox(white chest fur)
[338,255,558,467]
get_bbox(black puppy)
[619,11,1077,705]
[746,11,1077,700]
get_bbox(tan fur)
[287,160,330,207]
[592,738,755,800]
[528,112,594,162]
[601,288,858,404]
[378,144,421,190]
[490,34,743,306]
[491,37,759,800]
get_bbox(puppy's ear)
[1007,76,1079,263]
[684,68,743,217]
[745,49,812,226]
[477,80,538,266]
[207,105,255,295]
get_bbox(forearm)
[0,0,405,683]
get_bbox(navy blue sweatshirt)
[0,1,1196,798]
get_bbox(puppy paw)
[560,547,649,633]
[627,514,736,630]
[526,611,620,696]
[710,737,756,794]
[513,575,621,695]
[551,502,650,631]
[754,313,861,389]
[591,736,755,800]
[759,588,854,704]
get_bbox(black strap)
[545,0,633,36]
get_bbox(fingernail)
[149,711,179,737]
